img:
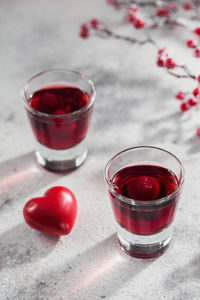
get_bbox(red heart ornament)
[23,186,77,236]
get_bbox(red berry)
[156,7,170,17]
[158,48,166,55]
[52,109,67,115]
[186,39,196,48]
[81,23,88,31]
[168,2,178,11]
[90,19,99,29]
[197,128,200,137]
[182,2,192,10]
[79,23,89,39]
[127,176,160,201]
[188,98,197,106]
[198,75,200,83]
[165,58,176,69]
[193,87,200,97]
[134,18,145,29]
[195,49,200,57]
[128,6,138,13]
[175,91,185,100]
[128,12,137,23]
[194,27,200,36]
[180,102,189,112]
[157,57,164,67]
[80,30,89,39]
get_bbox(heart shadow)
[0,223,59,270]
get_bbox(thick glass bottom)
[116,222,172,259]
[35,139,87,172]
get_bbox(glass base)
[116,223,172,259]
[35,139,87,172]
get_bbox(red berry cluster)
[156,1,178,18]
[127,6,145,29]
[168,2,178,11]
[79,0,200,136]
[175,74,200,137]
[182,2,193,10]
[186,27,200,57]
[175,84,200,112]
[156,7,170,18]
[157,48,176,69]
[79,19,99,39]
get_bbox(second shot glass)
[21,69,96,171]
[105,146,184,259]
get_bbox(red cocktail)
[22,69,95,171]
[29,85,91,150]
[105,146,184,258]
[110,164,179,235]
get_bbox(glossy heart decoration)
[23,186,77,236]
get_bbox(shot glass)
[21,69,96,171]
[105,146,184,259]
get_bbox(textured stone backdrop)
[0,1,200,299]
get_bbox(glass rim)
[105,145,185,206]
[21,68,96,118]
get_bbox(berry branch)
[167,65,196,80]
[79,0,200,136]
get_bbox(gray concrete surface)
[0,0,200,299]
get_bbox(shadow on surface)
[90,68,164,134]
[0,151,74,209]
[142,111,183,144]
[164,252,200,299]
[0,223,59,270]
[90,66,185,154]
[186,134,200,155]
[29,234,153,299]
[164,223,200,297]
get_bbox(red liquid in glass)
[27,85,91,150]
[110,165,180,235]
